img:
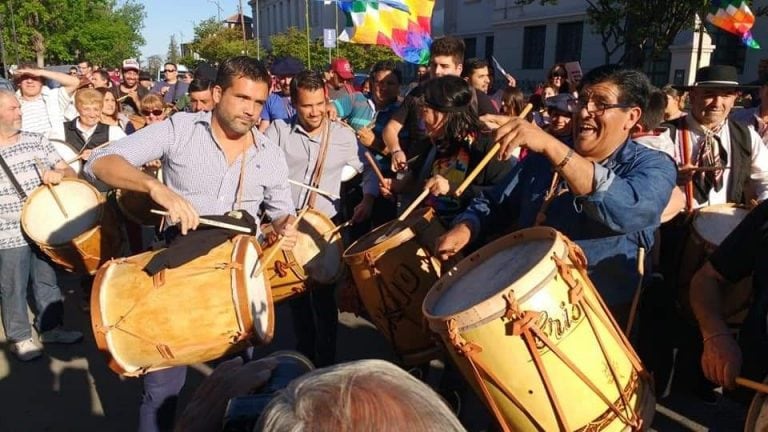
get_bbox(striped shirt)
[84,111,295,226]
[0,132,64,249]
[265,119,378,218]
[17,86,73,141]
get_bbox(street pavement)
[0,270,751,431]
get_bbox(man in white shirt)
[12,64,80,142]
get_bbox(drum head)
[745,375,768,431]
[50,140,81,173]
[693,204,749,246]
[21,179,101,245]
[428,232,555,318]
[345,207,433,256]
[293,210,343,284]
[236,236,274,344]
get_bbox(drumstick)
[364,151,387,186]
[287,179,340,200]
[737,377,768,394]
[149,210,253,234]
[65,141,112,165]
[33,158,68,218]
[322,220,352,238]
[625,247,645,336]
[679,166,731,173]
[454,103,533,197]
[251,208,308,278]
[381,187,431,240]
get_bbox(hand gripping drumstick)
[287,179,340,200]
[33,158,68,218]
[149,209,252,234]
[737,377,768,394]
[251,208,308,278]
[454,103,533,197]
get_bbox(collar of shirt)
[75,118,97,136]
[686,114,727,136]
[289,117,325,141]
[600,138,636,170]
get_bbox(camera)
[222,351,314,432]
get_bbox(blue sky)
[138,0,243,61]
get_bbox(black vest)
[63,119,111,152]
[666,117,752,204]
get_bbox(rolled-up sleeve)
[578,148,676,233]
[83,119,173,182]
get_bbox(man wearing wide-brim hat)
[667,65,768,209]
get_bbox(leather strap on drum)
[535,172,567,227]
[235,139,249,209]
[306,120,332,209]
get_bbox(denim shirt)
[454,139,677,306]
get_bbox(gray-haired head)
[256,359,465,432]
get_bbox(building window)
[464,37,477,59]
[710,26,747,74]
[485,35,494,60]
[555,21,583,63]
[522,25,546,69]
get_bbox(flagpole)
[305,0,311,69]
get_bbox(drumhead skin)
[693,204,749,247]
[21,178,101,245]
[293,209,344,284]
[50,140,81,173]
[236,235,274,342]
[746,375,768,432]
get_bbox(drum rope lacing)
[444,236,646,431]
[97,259,247,365]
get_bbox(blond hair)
[75,88,104,109]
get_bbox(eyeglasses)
[68,71,78,76]
[570,97,634,116]
[141,109,164,116]
[164,69,176,73]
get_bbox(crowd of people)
[1,34,768,431]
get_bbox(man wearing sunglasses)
[436,65,677,325]
[151,62,189,108]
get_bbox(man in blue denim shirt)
[436,66,677,323]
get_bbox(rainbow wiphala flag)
[333,0,435,64]
[707,0,761,49]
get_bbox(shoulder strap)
[0,151,28,200]
[306,120,332,209]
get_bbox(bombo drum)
[91,235,274,376]
[424,227,655,431]
[745,375,768,432]
[343,207,451,366]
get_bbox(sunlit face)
[0,94,22,133]
[429,55,462,78]
[91,74,109,88]
[102,92,117,117]
[542,86,556,100]
[372,70,400,106]
[294,87,326,132]
[123,70,139,87]
[78,62,92,76]
[77,102,103,128]
[189,89,214,113]
[467,66,491,93]
[573,81,641,161]
[420,105,447,138]
[547,109,572,136]
[163,64,178,82]
[688,87,738,129]
[141,105,166,125]
[212,77,269,135]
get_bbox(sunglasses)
[142,109,164,116]
[164,69,176,73]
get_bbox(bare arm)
[15,67,80,95]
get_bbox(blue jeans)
[139,366,187,432]
[0,245,64,341]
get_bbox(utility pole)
[8,0,20,65]
[208,0,223,22]
[239,0,248,55]
[255,0,261,59]
[305,0,311,68]
[0,14,8,78]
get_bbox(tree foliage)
[146,54,164,79]
[167,35,180,64]
[189,17,262,65]
[513,0,711,67]
[269,27,399,72]
[0,0,146,67]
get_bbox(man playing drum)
[690,200,768,395]
[436,66,677,325]
[85,56,299,432]
[0,90,83,361]
[264,70,377,367]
